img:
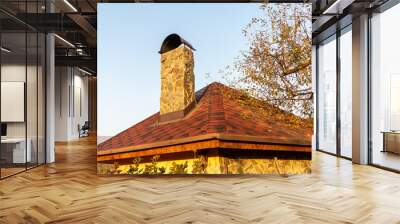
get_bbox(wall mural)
[97,3,312,175]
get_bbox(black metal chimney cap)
[159,33,195,54]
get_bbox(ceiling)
[312,0,391,43]
[0,0,98,74]
[0,0,395,75]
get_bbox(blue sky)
[98,3,263,138]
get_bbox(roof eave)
[97,133,311,157]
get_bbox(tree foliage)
[223,3,312,123]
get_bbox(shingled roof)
[98,82,312,157]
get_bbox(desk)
[382,131,400,154]
[1,138,31,163]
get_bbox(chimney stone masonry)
[159,34,196,122]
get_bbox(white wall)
[1,65,40,138]
[1,65,26,141]
[55,67,69,141]
[72,73,89,138]
[55,67,89,141]
[1,63,46,164]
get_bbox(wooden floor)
[1,167,26,178]
[372,151,400,171]
[1,136,400,224]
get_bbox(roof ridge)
[206,83,227,133]
[219,83,227,133]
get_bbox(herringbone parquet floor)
[1,136,400,224]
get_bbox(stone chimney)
[159,34,196,122]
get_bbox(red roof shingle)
[98,82,312,152]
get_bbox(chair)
[79,121,90,138]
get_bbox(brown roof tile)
[98,82,312,152]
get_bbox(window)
[317,35,337,154]
[370,3,400,171]
[339,27,352,158]
[0,1,47,179]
